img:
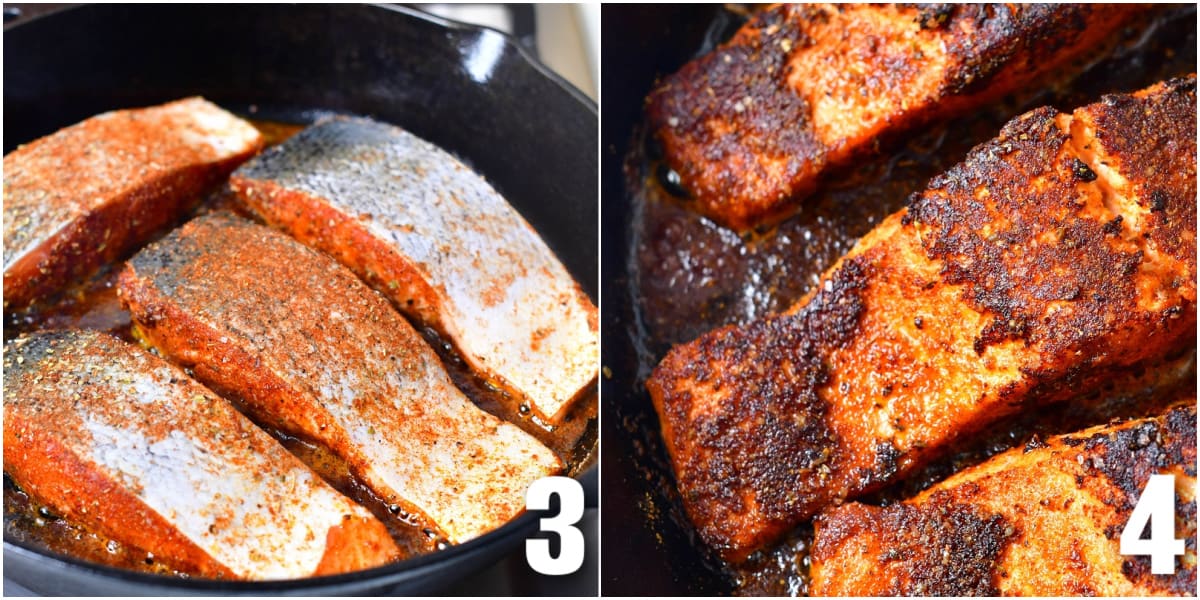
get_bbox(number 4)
[1119,474,1185,575]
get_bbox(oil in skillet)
[3,475,185,576]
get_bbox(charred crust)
[1101,215,1123,236]
[1077,404,1197,593]
[815,493,1014,595]
[648,256,870,558]
[913,4,955,30]
[940,4,1104,96]
[872,441,903,484]
[814,405,1195,595]
[650,75,1195,569]
[646,4,1145,230]
[1071,158,1097,182]
[1160,74,1197,95]
[911,86,1194,366]
[1087,76,1197,263]
[973,315,1030,355]
[1148,190,1168,213]
[646,3,818,227]
[1081,404,1196,505]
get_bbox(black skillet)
[3,3,597,595]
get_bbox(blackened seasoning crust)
[814,495,1012,596]
[646,3,1151,230]
[647,77,1197,563]
[649,257,868,558]
[811,402,1197,596]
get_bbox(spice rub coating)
[119,212,562,544]
[229,117,598,424]
[646,3,1148,230]
[646,77,1197,562]
[811,402,1197,596]
[3,329,398,580]
[3,97,263,311]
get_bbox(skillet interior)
[3,4,597,594]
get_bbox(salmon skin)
[811,402,1197,596]
[3,97,263,311]
[229,117,598,424]
[3,329,399,580]
[646,77,1197,562]
[119,212,563,544]
[647,3,1150,231]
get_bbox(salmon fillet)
[810,402,1197,596]
[228,117,598,424]
[3,329,399,580]
[646,77,1197,562]
[3,97,263,311]
[647,3,1150,231]
[118,212,563,544]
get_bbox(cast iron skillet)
[3,4,597,595]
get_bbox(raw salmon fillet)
[3,329,399,580]
[229,117,598,424]
[647,3,1149,230]
[3,97,263,310]
[647,77,1197,561]
[810,402,1197,596]
[119,212,562,543]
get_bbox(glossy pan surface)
[3,3,597,594]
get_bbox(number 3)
[526,476,586,576]
[1119,474,1186,575]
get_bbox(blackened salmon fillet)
[647,3,1150,230]
[3,329,399,579]
[3,97,263,311]
[119,212,563,544]
[229,117,598,424]
[646,77,1197,562]
[810,402,1197,596]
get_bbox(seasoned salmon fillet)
[646,77,1197,562]
[118,212,562,543]
[228,117,598,424]
[2,97,263,310]
[810,402,1197,596]
[647,3,1150,230]
[3,329,399,580]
